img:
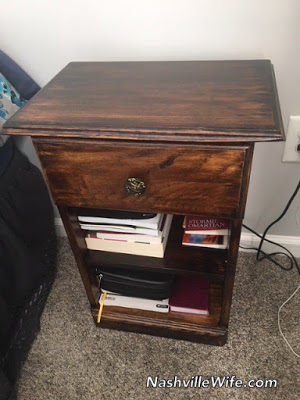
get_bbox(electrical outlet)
[282,116,300,162]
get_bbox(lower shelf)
[91,282,226,345]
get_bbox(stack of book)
[96,266,173,314]
[182,216,229,249]
[78,209,173,258]
[98,276,209,316]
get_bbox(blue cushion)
[0,50,40,100]
[0,72,27,146]
[0,72,27,122]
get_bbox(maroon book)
[169,277,209,315]
[184,216,229,235]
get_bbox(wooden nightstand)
[3,60,284,345]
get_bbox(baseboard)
[240,232,300,258]
[55,217,300,258]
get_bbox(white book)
[99,292,169,313]
[93,215,170,243]
[95,231,163,243]
[78,212,163,229]
[79,223,160,236]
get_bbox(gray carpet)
[17,239,299,400]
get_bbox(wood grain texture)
[58,206,99,307]
[220,218,243,327]
[34,139,250,218]
[6,60,284,345]
[3,60,284,143]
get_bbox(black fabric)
[0,370,14,400]
[0,141,56,397]
[0,138,13,177]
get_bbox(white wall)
[1,0,300,236]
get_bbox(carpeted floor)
[16,239,299,400]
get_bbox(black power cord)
[241,180,300,275]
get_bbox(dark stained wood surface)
[34,139,251,218]
[59,206,98,307]
[220,218,243,328]
[5,60,284,345]
[3,60,284,143]
[61,208,227,344]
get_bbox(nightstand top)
[3,60,284,143]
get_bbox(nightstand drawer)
[34,140,249,218]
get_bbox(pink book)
[169,277,209,315]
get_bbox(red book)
[169,277,209,315]
[183,216,229,235]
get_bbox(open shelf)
[62,207,232,345]
[85,215,227,279]
[91,281,225,345]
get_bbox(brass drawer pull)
[125,178,146,197]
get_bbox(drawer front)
[34,140,250,218]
